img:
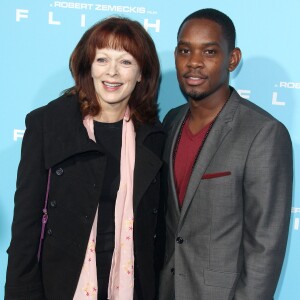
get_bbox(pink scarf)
[73,107,135,299]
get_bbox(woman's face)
[91,48,141,109]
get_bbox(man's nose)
[187,53,204,68]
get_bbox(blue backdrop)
[1,1,299,299]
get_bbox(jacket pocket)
[202,171,231,179]
[203,269,239,289]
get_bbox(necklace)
[173,97,230,171]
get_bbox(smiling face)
[91,48,142,110]
[175,18,240,103]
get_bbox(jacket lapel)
[165,105,190,219]
[178,92,240,228]
[133,124,164,213]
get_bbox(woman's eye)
[122,60,132,65]
[96,57,107,63]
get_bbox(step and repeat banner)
[0,1,299,298]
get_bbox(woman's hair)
[67,16,160,126]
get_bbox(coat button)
[83,215,89,223]
[152,208,158,214]
[152,177,157,184]
[176,237,184,244]
[47,229,53,236]
[171,267,175,275]
[55,168,63,176]
[50,200,56,208]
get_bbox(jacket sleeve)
[234,120,293,299]
[5,109,47,299]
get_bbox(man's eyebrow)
[177,40,191,46]
[177,40,221,47]
[202,42,220,47]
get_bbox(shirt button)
[55,168,63,176]
[47,229,53,236]
[176,237,184,244]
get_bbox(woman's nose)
[106,61,118,76]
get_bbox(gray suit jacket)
[159,89,293,300]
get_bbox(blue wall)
[1,1,299,298]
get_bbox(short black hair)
[177,8,236,50]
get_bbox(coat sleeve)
[5,109,47,299]
[234,120,293,299]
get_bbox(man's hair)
[177,8,236,51]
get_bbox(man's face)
[175,18,233,102]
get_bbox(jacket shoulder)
[26,93,79,119]
[230,88,275,122]
[162,104,188,131]
[229,89,291,141]
[25,93,80,129]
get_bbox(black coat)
[5,94,165,300]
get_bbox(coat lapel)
[133,124,164,214]
[43,94,164,214]
[43,95,101,169]
[178,92,240,228]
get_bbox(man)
[159,8,293,300]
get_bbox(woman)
[5,17,164,300]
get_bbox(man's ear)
[228,47,242,72]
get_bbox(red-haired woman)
[6,17,164,300]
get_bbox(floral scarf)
[73,107,135,299]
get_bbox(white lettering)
[279,81,300,89]
[80,14,86,27]
[48,12,61,25]
[16,6,147,26]
[237,89,251,100]
[16,9,29,22]
[144,19,160,32]
[294,218,299,230]
[272,92,285,106]
[14,129,25,141]
[53,2,94,9]
[94,4,145,13]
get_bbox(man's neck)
[188,87,231,134]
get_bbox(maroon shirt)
[174,118,211,208]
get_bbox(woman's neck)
[94,104,127,123]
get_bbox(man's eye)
[204,49,216,55]
[179,48,190,54]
